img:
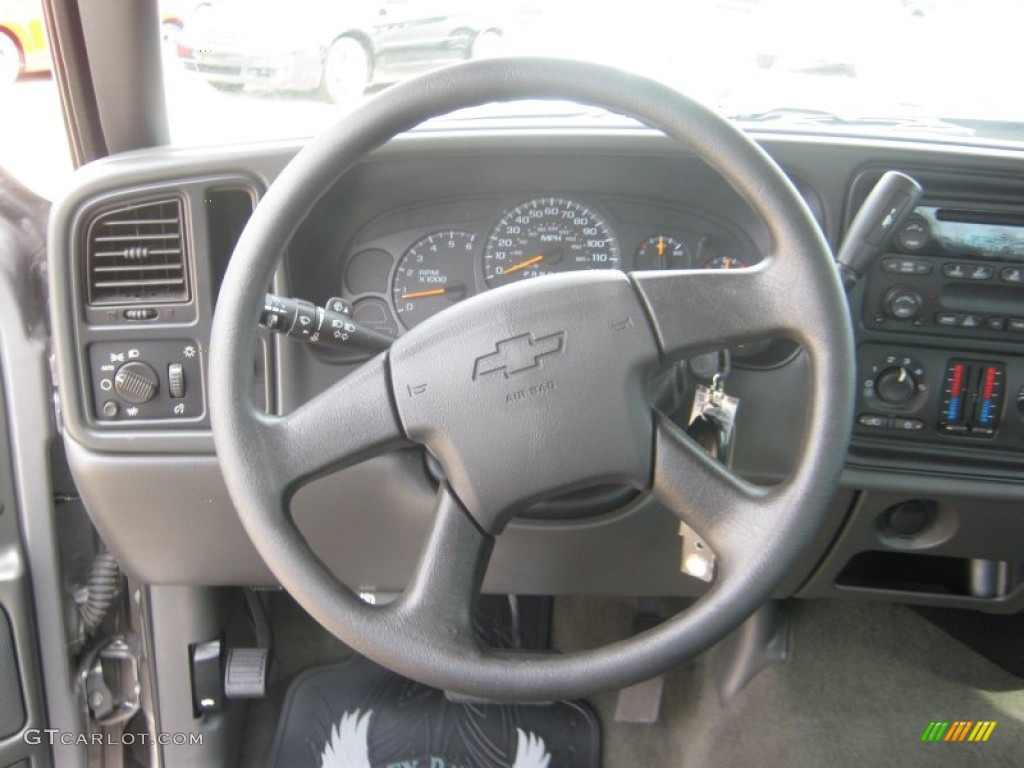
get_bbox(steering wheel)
[209,58,854,701]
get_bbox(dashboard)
[337,193,754,335]
[48,128,1024,613]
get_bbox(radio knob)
[884,286,924,319]
[875,366,917,405]
[114,361,159,404]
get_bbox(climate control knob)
[884,286,924,319]
[875,366,917,405]
[114,361,159,404]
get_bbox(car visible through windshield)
[5,0,1024,197]
[158,0,1024,149]
[176,0,505,103]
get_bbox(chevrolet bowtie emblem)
[473,331,566,380]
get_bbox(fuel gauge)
[635,235,690,270]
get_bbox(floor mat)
[267,655,601,768]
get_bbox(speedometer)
[483,198,620,288]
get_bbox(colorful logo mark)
[921,721,997,742]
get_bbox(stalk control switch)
[837,170,923,292]
[259,294,393,353]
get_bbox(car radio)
[855,205,1024,449]
[861,205,1024,340]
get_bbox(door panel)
[0,172,85,767]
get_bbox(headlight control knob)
[875,365,917,405]
[114,361,159,404]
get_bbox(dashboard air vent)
[86,199,188,305]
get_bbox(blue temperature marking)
[980,401,993,424]
[947,399,960,421]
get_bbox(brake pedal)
[225,647,269,698]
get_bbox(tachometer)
[392,231,475,329]
[484,198,620,288]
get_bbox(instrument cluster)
[338,195,755,334]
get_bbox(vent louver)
[86,199,188,305]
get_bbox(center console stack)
[849,170,1024,468]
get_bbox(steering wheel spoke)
[391,483,494,650]
[651,413,774,563]
[632,256,798,362]
[263,353,408,490]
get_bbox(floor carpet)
[244,594,1024,767]
[555,598,1024,767]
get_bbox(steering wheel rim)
[209,57,854,701]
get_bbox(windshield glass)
[157,0,1023,146]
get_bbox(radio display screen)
[902,207,1024,261]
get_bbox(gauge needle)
[502,254,544,276]
[657,236,665,257]
[401,288,447,299]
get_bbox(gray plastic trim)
[50,125,1024,607]
[0,268,83,764]
[145,586,244,768]
[0,606,26,740]
[799,486,1024,613]
[77,0,169,154]
[49,128,1024,457]
[0,385,51,766]
[50,172,263,454]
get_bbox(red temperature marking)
[983,366,997,399]
[950,363,964,397]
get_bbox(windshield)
[161,0,1024,147]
